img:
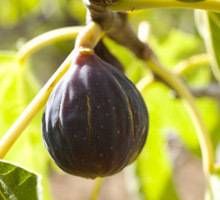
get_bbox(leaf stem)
[110,0,220,12]
[174,53,210,75]
[141,54,214,176]
[17,26,83,65]
[137,53,210,91]
[90,178,104,200]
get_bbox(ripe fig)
[42,48,149,179]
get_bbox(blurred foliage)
[0,160,39,200]
[1,0,220,200]
[105,29,220,199]
[0,0,39,27]
[209,175,220,199]
[0,52,51,200]
[195,11,220,82]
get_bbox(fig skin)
[42,48,149,179]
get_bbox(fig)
[42,48,149,178]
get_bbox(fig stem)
[109,0,220,12]
[75,22,104,50]
[90,178,104,200]
[17,26,83,65]
[0,51,73,158]
[144,54,214,176]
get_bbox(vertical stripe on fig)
[86,95,93,141]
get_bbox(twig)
[85,4,153,60]
[190,84,220,100]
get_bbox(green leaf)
[136,85,181,200]
[0,0,39,27]
[150,29,203,68]
[195,11,220,81]
[0,160,39,200]
[0,51,51,200]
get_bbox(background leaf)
[104,40,181,200]
[105,26,220,200]
[0,52,51,200]
[0,160,39,200]
[195,11,220,81]
[1,2,220,199]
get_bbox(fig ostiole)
[42,48,149,179]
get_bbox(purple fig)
[42,48,148,178]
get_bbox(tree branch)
[85,3,153,59]
[190,84,220,100]
[109,0,220,12]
